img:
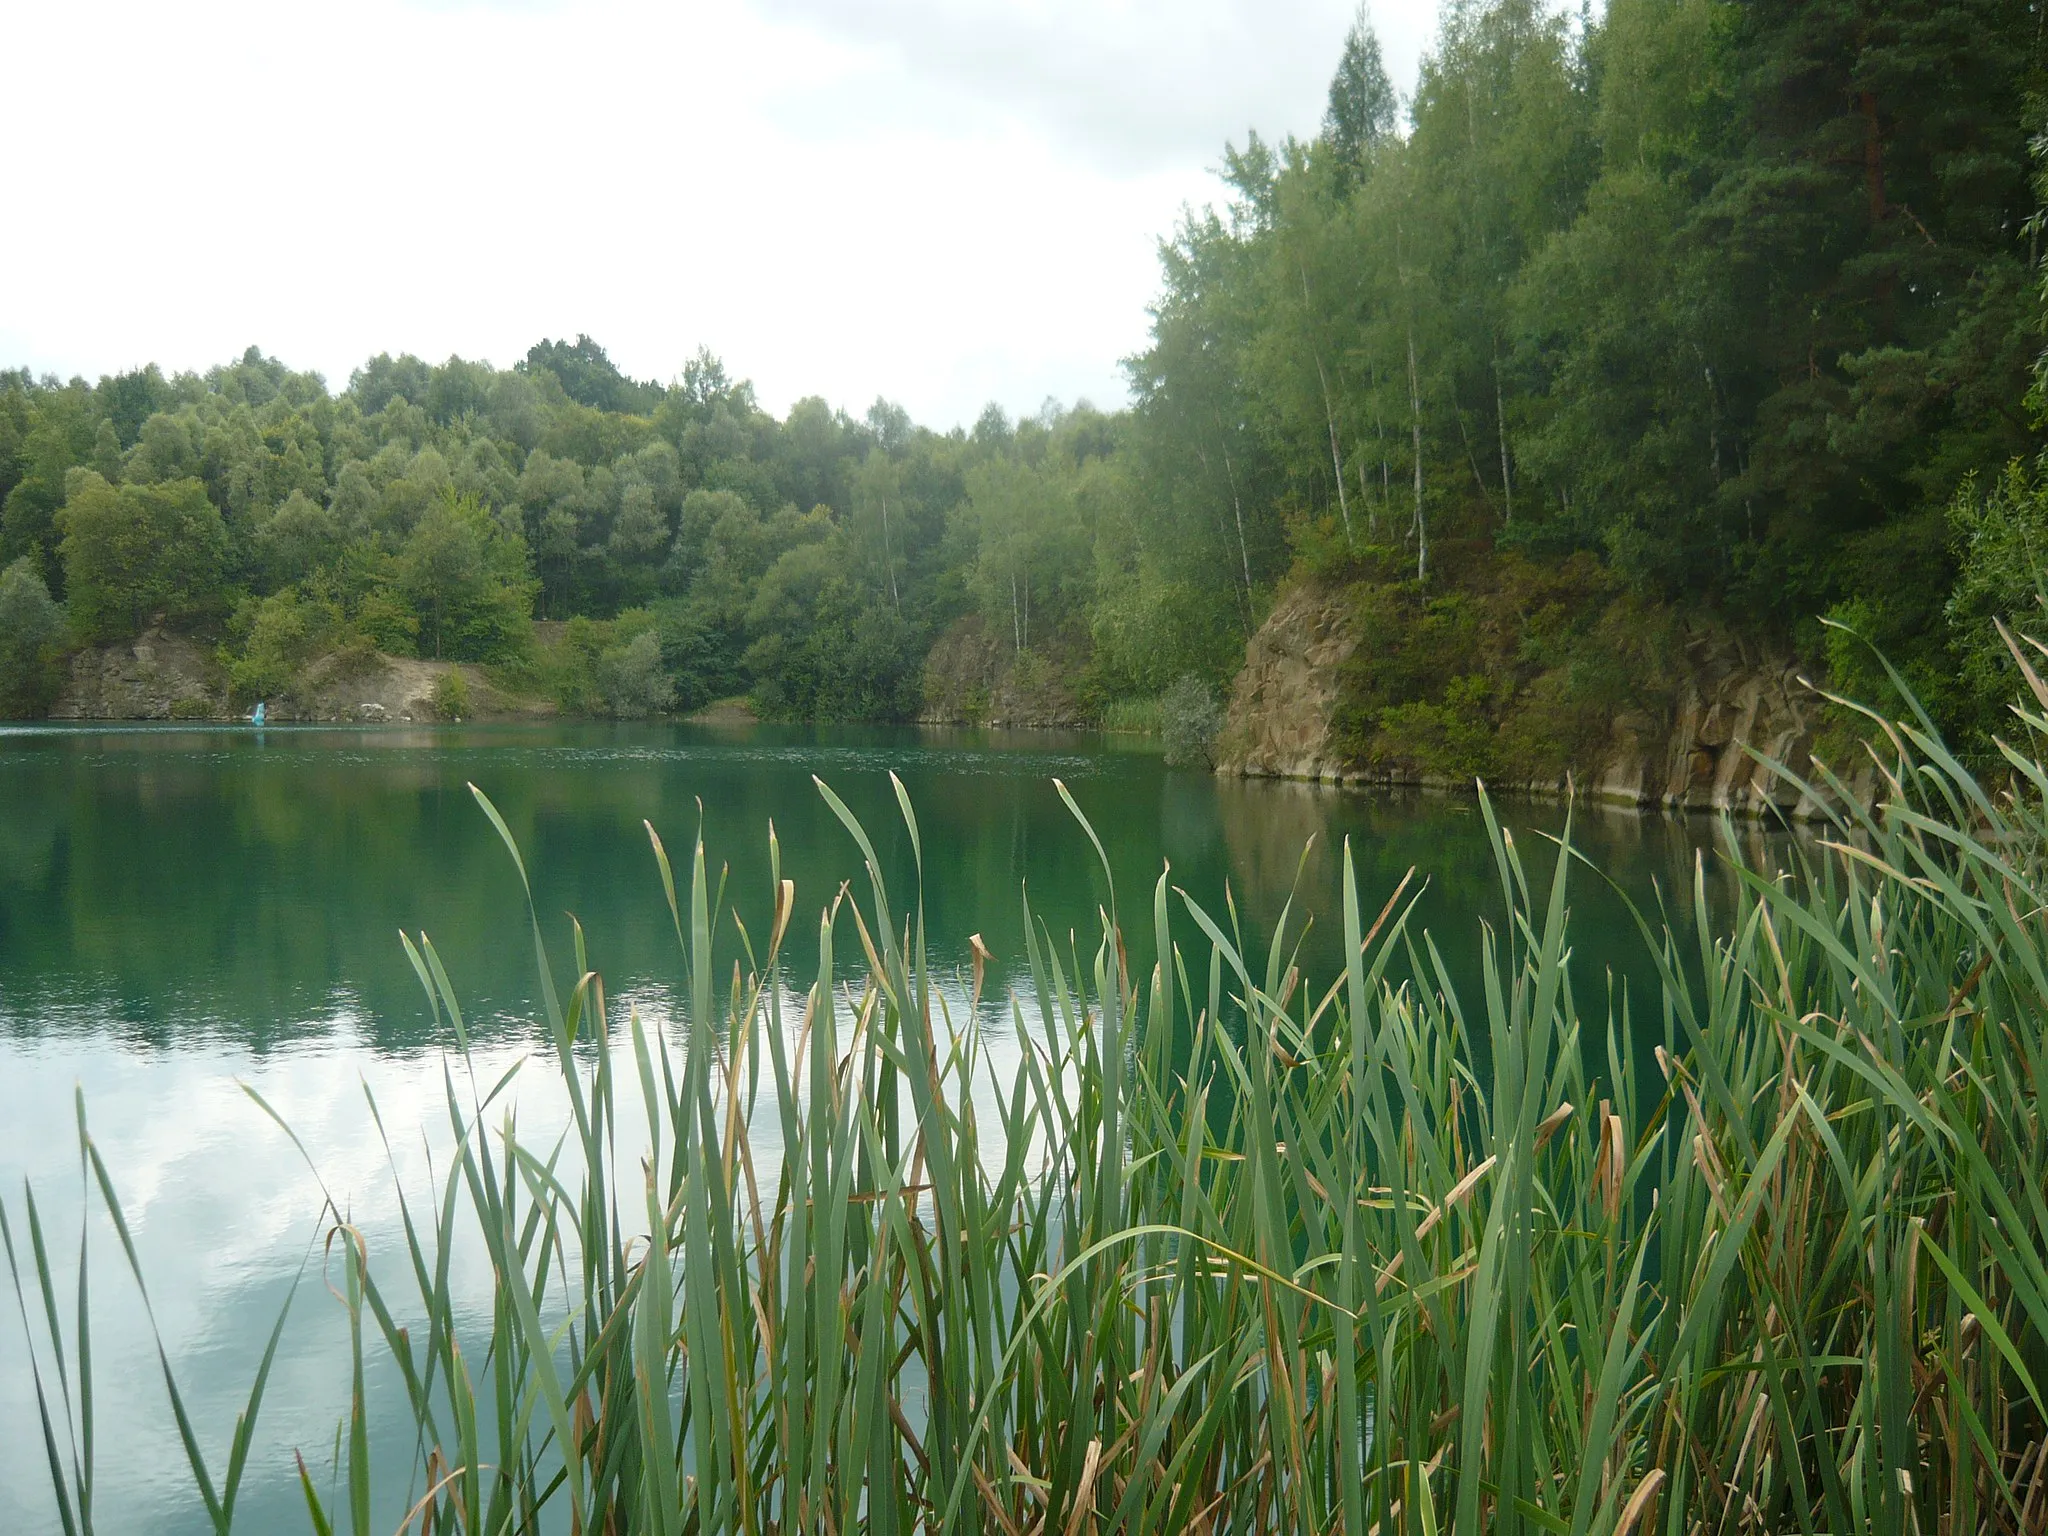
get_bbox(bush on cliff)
[1329,551,1682,786]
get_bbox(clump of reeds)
[10,630,2048,1534]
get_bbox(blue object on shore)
[250,701,266,726]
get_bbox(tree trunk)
[1454,393,1496,514]
[880,497,900,609]
[1860,90,1887,224]
[1197,431,1253,636]
[1861,89,1895,336]
[1494,357,1513,525]
[1408,329,1427,584]
[1218,435,1255,622]
[1302,258,1353,545]
[1318,353,1354,546]
[1704,363,1721,482]
[1371,370,1386,537]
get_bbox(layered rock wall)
[1592,632,1849,817]
[1214,584,1365,781]
[1216,585,1862,818]
[49,629,217,720]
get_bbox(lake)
[0,722,1753,1534]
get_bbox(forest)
[5,0,2048,773]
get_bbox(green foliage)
[252,489,342,589]
[1331,552,1662,783]
[594,628,675,717]
[351,588,420,658]
[519,335,660,416]
[745,534,923,720]
[1097,695,1161,734]
[529,615,612,714]
[222,589,342,705]
[528,610,676,716]
[393,489,535,662]
[649,597,745,713]
[1946,456,2048,732]
[56,472,227,641]
[0,344,972,722]
[327,630,384,683]
[1159,673,1222,767]
[962,453,1091,656]
[1084,569,1243,704]
[1323,4,1398,169]
[430,669,470,720]
[1123,0,2044,751]
[1372,674,1506,781]
[0,554,66,717]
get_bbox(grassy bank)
[9,646,2048,1533]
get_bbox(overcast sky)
[4,0,1443,429]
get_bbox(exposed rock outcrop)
[919,614,1088,728]
[1591,631,1856,817]
[1217,585,1864,818]
[48,635,549,724]
[1214,584,1364,782]
[49,629,219,720]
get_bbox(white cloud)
[1,0,1442,428]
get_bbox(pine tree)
[1325,8,1399,164]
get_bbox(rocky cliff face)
[919,615,1089,728]
[47,633,545,724]
[1214,584,1365,781]
[1591,632,1853,817]
[49,629,218,720]
[1217,585,1860,818]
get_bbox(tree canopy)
[3,0,2045,756]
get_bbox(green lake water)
[0,722,1761,1533]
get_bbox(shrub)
[0,554,66,717]
[596,630,675,717]
[651,597,745,712]
[328,632,385,683]
[1160,673,1221,768]
[1371,674,1501,780]
[223,589,340,706]
[1329,556,1673,783]
[535,613,610,713]
[1946,457,2048,738]
[1084,571,1242,702]
[354,591,421,657]
[432,670,471,720]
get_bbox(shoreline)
[1,709,1863,822]
[1216,758,1866,823]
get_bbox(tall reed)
[9,632,2048,1533]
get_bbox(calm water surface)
[0,722,1757,1533]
